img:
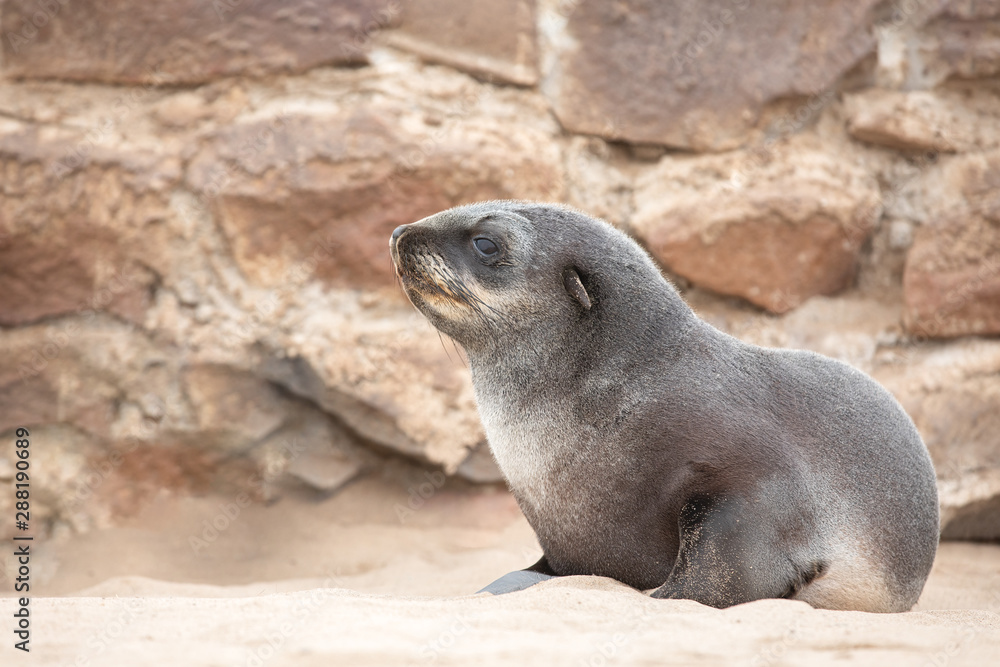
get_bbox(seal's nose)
[391,225,408,242]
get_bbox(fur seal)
[389,201,939,612]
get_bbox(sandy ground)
[3,467,999,665]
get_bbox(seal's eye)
[473,237,499,258]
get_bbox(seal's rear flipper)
[476,570,554,595]
[650,494,824,608]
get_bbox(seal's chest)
[479,404,562,501]
[479,391,592,498]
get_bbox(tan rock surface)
[904,215,1000,338]
[0,0,389,84]
[846,89,977,153]
[0,61,548,480]
[543,0,880,150]
[255,296,484,473]
[925,11,1000,82]
[632,143,882,312]
[904,150,1000,338]
[0,123,170,326]
[875,339,1000,541]
[182,364,291,454]
[562,136,634,228]
[186,91,562,290]
[387,0,538,85]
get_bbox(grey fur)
[389,201,939,612]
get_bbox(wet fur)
[390,201,939,612]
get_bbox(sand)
[3,469,999,665]
[19,578,1000,667]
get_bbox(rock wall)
[0,0,998,540]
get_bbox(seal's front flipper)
[476,570,554,595]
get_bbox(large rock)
[186,99,562,290]
[0,122,174,326]
[182,362,370,492]
[845,90,976,153]
[0,228,154,328]
[0,68,531,477]
[387,0,538,85]
[147,273,485,473]
[543,0,880,151]
[943,1,1000,20]
[923,10,1000,82]
[937,472,1000,541]
[248,389,371,497]
[182,365,289,454]
[562,136,633,229]
[0,312,375,537]
[903,216,1000,338]
[0,0,390,84]
[632,143,883,313]
[0,317,190,443]
[875,339,1000,541]
[0,318,191,536]
[903,150,1000,338]
[254,295,484,473]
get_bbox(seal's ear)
[563,267,592,311]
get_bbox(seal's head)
[390,201,579,350]
[389,200,680,355]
